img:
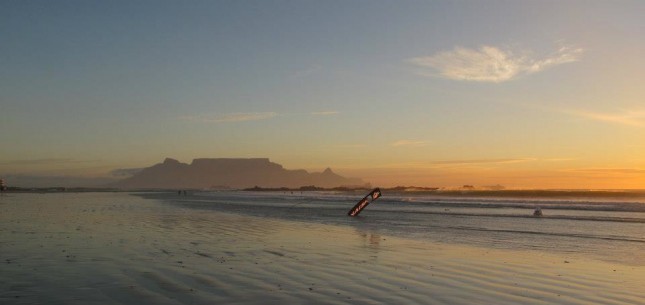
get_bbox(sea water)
[163,190,645,265]
[1,191,644,304]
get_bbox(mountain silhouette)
[112,158,364,189]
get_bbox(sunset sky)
[1,1,644,189]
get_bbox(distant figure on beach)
[178,190,181,195]
[0,178,6,193]
[533,207,543,217]
[183,190,187,196]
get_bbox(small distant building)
[0,178,6,191]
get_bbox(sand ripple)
[1,192,643,304]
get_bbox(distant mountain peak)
[112,157,364,190]
[163,158,180,164]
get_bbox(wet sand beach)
[1,192,643,304]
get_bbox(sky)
[1,0,644,189]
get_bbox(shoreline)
[1,192,643,304]
[3,187,645,196]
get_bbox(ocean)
[163,190,645,265]
[1,191,644,304]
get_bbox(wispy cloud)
[362,158,535,170]
[432,158,536,165]
[562,168,645,175]
[408,44,583,82]
[542,158,576,162]
[180,111,339,123]
[311,111,338,116]
[180,112,278,123]
[335,144,367,149]
[390,140,428,147]
[566,109,645,127]
[0,158,98,165]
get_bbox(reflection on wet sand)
[1,192,643,305]
[356,230,382,248]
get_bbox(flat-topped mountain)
[112,158,365,189]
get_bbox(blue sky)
[1,1,644,188]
